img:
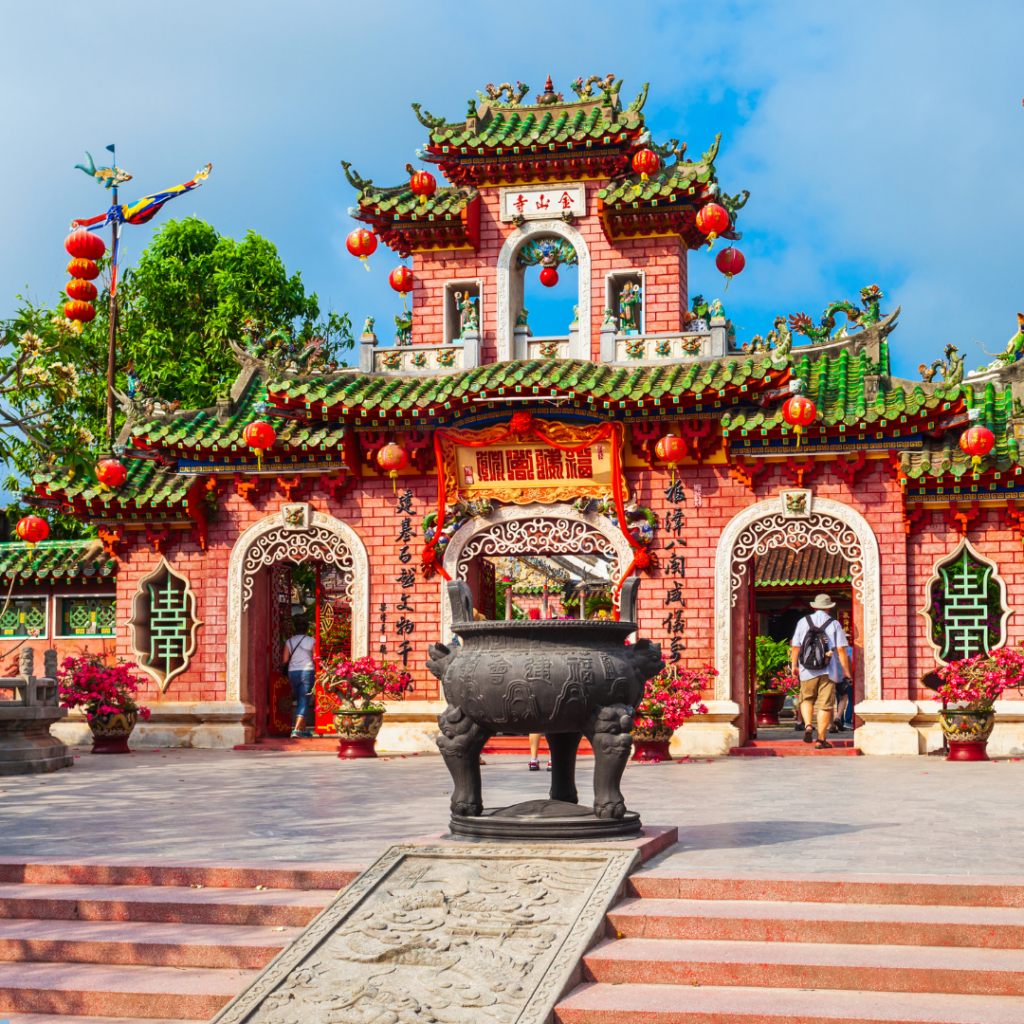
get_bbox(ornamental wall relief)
[225,509,369,704]
[714,494,881,703]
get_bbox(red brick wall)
[411,184,689,362]
[907,509,1024,701]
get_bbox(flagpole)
[105,145,117,442]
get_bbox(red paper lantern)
[409,170,437,205]
[376,442,409,493]
[63,300,96,324]
[389,266,413,295]
[243,419,276,469]
[654,432,687,485]
[96,458,128,489]
[959,424,995,470]
[16,515,49,548]
[66,279,98,302]
[695,202,730,247]
[346,228,378,271]
[631,148,660,183]
[67,257,99,280]
[782,395,817,446]
[715,246,745,289]
[539,266,559,288]
[64,228,106,261]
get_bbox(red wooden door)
[313,564,353,734]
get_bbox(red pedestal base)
[946,739,990,762]
[632,739,673,763]
[337,738,378,759]
[91,736,131,754]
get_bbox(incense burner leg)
[436,705,491,817]
[584,704,634,819]
[546,731,581,805]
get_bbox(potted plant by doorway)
[934,646,1024,761]
[755,637,793,726]
[322,655,413,759]
[58,655,151,754]
[631,664,712,762]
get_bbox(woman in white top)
[282,615,316,738]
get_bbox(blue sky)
[3,0,1023,380]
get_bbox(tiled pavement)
[2,746,1021,874]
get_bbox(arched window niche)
[496,219,591,363]
[920,538,1012,665]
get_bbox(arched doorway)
[713,492,881,745]
[496,220,591,362]
[226,505,369,714]
[439,502,633,642]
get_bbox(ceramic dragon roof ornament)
[788,285,885,343]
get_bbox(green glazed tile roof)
[0,540,117,581]
[268,356,784,414]
[34,458,193,510]
[427,105,642,150]
[132,376,348,456]
[357,184,477,220]
[597,150,718,206]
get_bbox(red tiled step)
[234,736,341,751]
[582,937,1024,995]
[0,961,257,1020]
[607,897,1024,948]
[0,882,334,926]
[554,981,1024,1024]
[0,918,301,968]
[6,1016,202,1024]
[482,736,595,755]
[0,858,361,890]
[626,871,1024,907]
[730,738,861,757]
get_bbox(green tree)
[1,216,352,489]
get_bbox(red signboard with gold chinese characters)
[437,419,627,505]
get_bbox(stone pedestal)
[599,323,617,363]
[669,700,742,757]
[512,324,531,361]
[0,649,73,775]
[358,332,377,373]
[854,700,921,755]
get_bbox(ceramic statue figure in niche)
[619,282,642,334]
[516,307,530,327]
[454,292,479,337]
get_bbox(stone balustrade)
[360,333,479,375]
[0,647,74,775]
[600,318,730,365]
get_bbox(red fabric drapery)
[425,415,644,609]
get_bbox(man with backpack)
[790,594,854,749]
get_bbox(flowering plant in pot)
[631,663,712,762]
[322,655,413,759]
[755,637,794,725]
[934,645,1024,761]
[58,655,151,754]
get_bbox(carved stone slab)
[210,843,638,1024]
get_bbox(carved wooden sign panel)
[210,843,637,1024]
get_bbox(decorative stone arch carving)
[496,219,591,363]
[226,507,369,703]
[918,537,1012,665]
[714,494,881,702]
[439,502,632,642]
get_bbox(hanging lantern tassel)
[654,433,687,487]
[782,395,817,449]
[715,246,746,292]
[376,442,409,494]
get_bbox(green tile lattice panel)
[147,574,191,681]
[61,597,116,637]
[0,599,47,638]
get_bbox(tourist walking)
[790,595,853,750]
[282,615,316,738]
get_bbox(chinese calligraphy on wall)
[500,184,585,222]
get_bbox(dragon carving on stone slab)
[788,285,884,343]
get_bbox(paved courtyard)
[2,748,1022,875]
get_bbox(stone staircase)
[0,859,360,1023]
[730,737,863,757]
[555,869,1024,1023]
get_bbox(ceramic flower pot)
[631,722,674,762]
[757,691,787,727]
[89,710,138,754]
[939,709,995,762]
[333,708,384,759]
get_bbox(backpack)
[798,615,833,673]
